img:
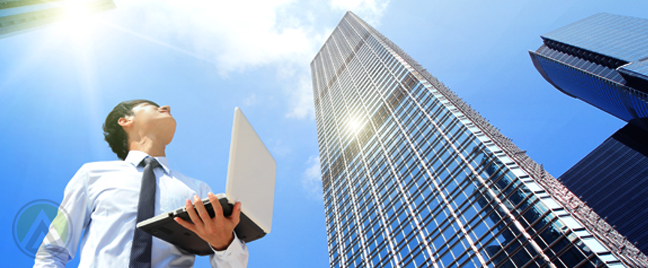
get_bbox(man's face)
[128,103,177,145]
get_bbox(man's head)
[103,100,177,160]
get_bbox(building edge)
[345,11,648,267]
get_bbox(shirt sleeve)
[34,164,92,268]
[209,232,249,268]
[199,182,250,268]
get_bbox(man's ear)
[118,117,133,128]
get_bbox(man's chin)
[158,117,177,128]
[166,124,177,145]
[166,130,175,145]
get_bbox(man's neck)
[129,137,166,157]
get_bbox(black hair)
[102,99,159,160]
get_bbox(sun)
[54,0,97,37]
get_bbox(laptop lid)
[225,107,276,233]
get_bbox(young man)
[35,100,249,267]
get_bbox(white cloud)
[243,93,257,106]
[115,0,312,74]
[286,74,316,119]
[269,139,291,158]
[111,0,389,119]
[302,155,322,200]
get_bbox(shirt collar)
[124,150,171,175]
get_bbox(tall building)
[311,12,648,268]
[0,0,116,39]
[529,13,648,257]
[529,13,648,129]
[558,123,648,254]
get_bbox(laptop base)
[137,195,266,256]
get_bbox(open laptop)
[136,107,277,255]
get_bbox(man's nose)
[160,105,171,113]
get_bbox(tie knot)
[141,157,160,168]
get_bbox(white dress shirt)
[35,150,249,268]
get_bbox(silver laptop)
[137,107,277,255]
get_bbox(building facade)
[558,123,648,255]
[529,13,648,258]
[0,0,116,38]
[529,13,648,129]
[311,12,648,268]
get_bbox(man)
[35,100,249,267]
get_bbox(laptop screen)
[225,107,276,233]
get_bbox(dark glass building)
[529,13,648,128]
[530,13,648,257]
[558,123,648,255]
[312,12,647,268]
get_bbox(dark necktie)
[130,157,159,268]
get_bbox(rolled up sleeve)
[35,165,91,267]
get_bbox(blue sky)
[1,0,647,267]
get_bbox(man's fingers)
[209,192,224,221]
[231,202,241,226]
[193,195,213,229]
[176,194,238,250]
[185,198,203,229]
[174,217,198,234]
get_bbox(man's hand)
[174,192,242,251]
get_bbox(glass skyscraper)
[530,13,648,258]
[311,12,647,268]
[558,123,648,255]
[529,13,648,128]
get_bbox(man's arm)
[174,193,249,268]
[35,165,91,268]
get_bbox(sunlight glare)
[54,0,97,37]
[348,117,364,134]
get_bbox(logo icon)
[13,199,73,258]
